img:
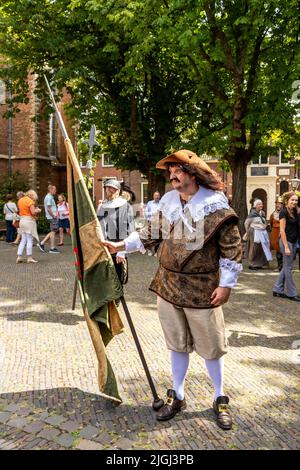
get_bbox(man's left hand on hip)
[210,287,231,307]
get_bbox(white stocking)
[205,357,224,399]
[171,351,189,400]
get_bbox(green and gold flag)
[65,138,124,403]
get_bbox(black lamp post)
[291,178,300,191]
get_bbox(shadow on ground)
[3,310,84,325]
[227,330,300,350]
[0,385,299,450]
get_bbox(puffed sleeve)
[218,223,243,288]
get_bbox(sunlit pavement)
[0,239,299,450]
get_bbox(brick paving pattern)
[0,240,299,450]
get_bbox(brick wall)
[11,74,36,157]
[0,158,8,176]
[0,72,72,198]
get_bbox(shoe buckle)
[166,397,174,406]
[218,404,228,413]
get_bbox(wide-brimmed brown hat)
[156,149,213,174]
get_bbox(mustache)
[170,176,180,182]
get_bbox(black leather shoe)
[273,292,288,298]
[156,389,186,421]
[213,396,232,430]
[287,295,300,302]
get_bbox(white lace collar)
[100,196,128,210]
[158,187,229,225]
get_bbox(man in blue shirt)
[145,191,161,221]
[38,185,60,254]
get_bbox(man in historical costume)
[269,197,283,271]
[103,150,242,430]
[244,199,273,270]
[97,179,135,285]
[39,185,60,254]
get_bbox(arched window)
[0,80,6,104]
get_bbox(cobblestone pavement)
[0,239,299,450]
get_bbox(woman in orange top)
[17,189,41,264]
[269,197,283,271]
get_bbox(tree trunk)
[230,159,248,235]
[146,171,166,201]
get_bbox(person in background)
[244,199,272,270]
[97,178,134,285]
[269,196,283,271]
[144,191,162,256]
[57,193,70,246]
[16,189,41,264]
[3,194,18,243]
[145,191,161,221]
[13,191,24,245]
[120,184,146,232]
[273,192,300,301]
[38,185,60,254]
[121,184,136,204]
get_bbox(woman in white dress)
[244,199,272,270]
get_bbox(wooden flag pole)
[120,296,164,411]
[71,277,78,310]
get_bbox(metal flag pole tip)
[83,124,100,188]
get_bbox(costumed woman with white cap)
[244,199,272,270]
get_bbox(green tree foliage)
[0,0,299,226]
[0,0,195,196]
[151,0,300,223]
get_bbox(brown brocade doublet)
[140,207,242,309]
